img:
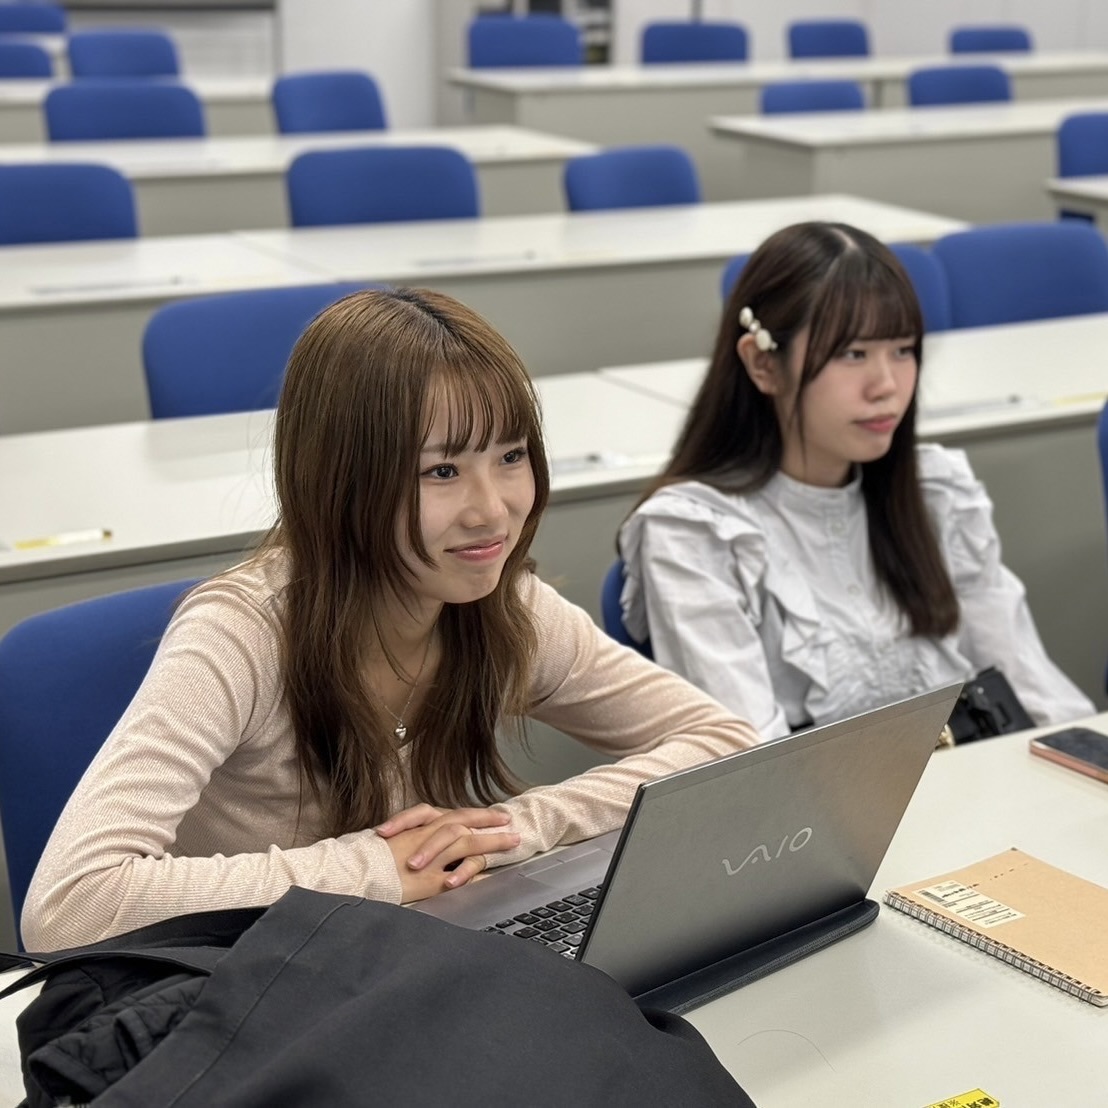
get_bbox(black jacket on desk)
[4,887,756,1108]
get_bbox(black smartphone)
[1028,727,1108,785]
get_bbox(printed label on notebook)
[915,881,1023,928]
[922,1090,1000,1108]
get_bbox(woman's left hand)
[376,803,516,890]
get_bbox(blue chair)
[468,15,582,68]
[931,222,1108,328]
[600,560,652,658]
[950,26,1032,54]
[44,80,205,140]
[640,21,748,64]
[0,578,199,932]
[67,29,180,79]
[272,71,388,134]
[787,19,869,59]
[142,282,367,418]
[720,253,748,300]
[888,243,953,333]
[907,65,1012,107]
[760,79,865,114]
[0,40,53,78]
[0,3,65,33]
[0,163,138,245]
[1057,113,1108,178]
[286,145,480,228]
[564,145,700,212]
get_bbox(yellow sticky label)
[923,1091,1000,1108]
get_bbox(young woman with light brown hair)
[24,287,757,951]
[619,222,1092,741]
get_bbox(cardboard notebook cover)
[885,848,1108,1006]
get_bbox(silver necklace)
[380,635,433,741]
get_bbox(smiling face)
[398,386,538,623]
[768,329,919,487]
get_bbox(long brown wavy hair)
[257,287,550,835]
[636,221,958,637]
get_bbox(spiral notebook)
[885,848,1108,1006]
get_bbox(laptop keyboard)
[482,886,600,957]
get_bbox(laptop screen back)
[580,684,959,997]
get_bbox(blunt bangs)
[424,354,543,458]
[803,249,923,380]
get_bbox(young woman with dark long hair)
[24,288,757,951]
[619,222,1092,740]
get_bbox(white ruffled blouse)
[619,444,1094,740]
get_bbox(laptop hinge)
[632,898,879,1015]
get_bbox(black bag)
[945,667,1034,745]
[3,887,756,1108]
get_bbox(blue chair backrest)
[67,28,180,78]
[640,21,748,64]
[720,253,748,300]
[0,40,52,78]
[142,281,368,418]
[907,64,1012,107]
[760,79,865,114]
[44,80,205,141]
[600,560,653,658]
[272,70,388,134]
[0,162,138,245]
[787,19,869,59]
[888,243,953,333]
[564,145,700,212]
[931,221,1108,328]
[0,3,65,33]
[468,15,582,68]
[950,26,1032,54]
[0,578,199,930]
[1057,112,1108,177]
[287,145,480,228]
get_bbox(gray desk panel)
[470,83,766,202]
[0,83,274,143]
[721,128,1055,223]
[130,159,571,235]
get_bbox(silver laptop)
[415,683,960,1011]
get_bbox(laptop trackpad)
[517,833,618,888]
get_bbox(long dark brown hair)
[638,221,957,636]
[258,287,550,835]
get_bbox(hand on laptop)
[376,803,520,901]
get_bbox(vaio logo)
[721,827,813,876]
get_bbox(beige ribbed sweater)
[23,555,758,950]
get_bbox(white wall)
[274,0,1108,127]
[276,0,437,128]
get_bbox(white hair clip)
[739,306,778,352]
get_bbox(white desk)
[709,97,1108,223]
[0,233,335,433]
[3,717,1107,1106]
[0,126,598,232]
[233,194,961,377]
[0,373,684,641]
[1045,173,1108,224]
[598,314,1108,708]
[451,53,1108,201]
[0,195,965,434]
[0,75,273,142]
[691,715,1108,1107]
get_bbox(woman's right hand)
[376,804,521,902]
